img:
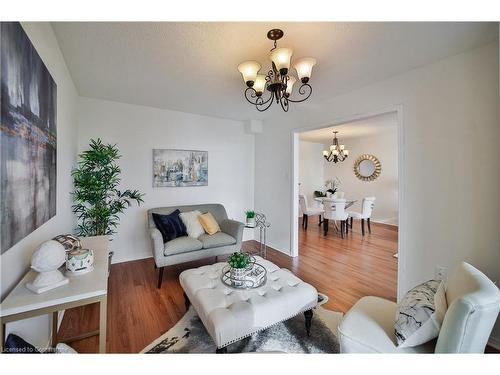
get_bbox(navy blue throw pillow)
[152,210,187,243]
[4,333,40,353]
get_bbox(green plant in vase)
[245,209,256,227]
[72,138,145,237]
[228,252,251,269]
[228,252,251,287]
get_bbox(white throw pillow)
[395,279,447,348]
[179,210,205,239]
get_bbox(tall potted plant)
[72,138,144,237]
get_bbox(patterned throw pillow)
[395,279,447,348]
[179,210,205,239]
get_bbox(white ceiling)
[299,112,397,143]
[52,22,498,121]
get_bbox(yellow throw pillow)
[198,212,221,235]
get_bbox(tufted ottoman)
[179,256,318,353]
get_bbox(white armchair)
[338,262,500,353]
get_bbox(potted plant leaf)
[72,138,144,239]
[227,252,251,287]
[245,210,256,228]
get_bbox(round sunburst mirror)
[353,154,382,181]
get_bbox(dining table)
[314,197,357,209]
[313,197,357,232]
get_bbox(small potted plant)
[228,252,251,287]
[245,210,256,228]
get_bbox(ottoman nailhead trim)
[216,304,318,349]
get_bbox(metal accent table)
[245,212,270,259]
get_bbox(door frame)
[290,105,406,300]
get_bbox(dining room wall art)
[153,149,208,187]
[0,22,57,253]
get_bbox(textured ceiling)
[52,22,498,121]
[299,112,397,143]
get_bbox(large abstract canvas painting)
[0,22,57,253]
[153,149,208,187]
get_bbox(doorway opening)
[291,108,403,310]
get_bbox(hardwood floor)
[57,220,399,353]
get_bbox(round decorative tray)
[221,262,267,289]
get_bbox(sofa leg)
[157,267,164,289]
[304,309,313,336]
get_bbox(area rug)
[141,294,342,354]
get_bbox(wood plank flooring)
[57,219,399,353]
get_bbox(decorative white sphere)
[31,240,67,272]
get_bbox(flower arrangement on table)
[324,177,341,195]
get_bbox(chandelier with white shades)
[237,29,317,112]
[323,131,349,163]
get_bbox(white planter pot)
[230,267,247,287]
[246,217,256,227]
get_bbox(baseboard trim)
[112,252,152,264]
[488,335,500,350]
[243,239,292,258]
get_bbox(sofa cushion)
[179,210,205,238]
[199,232,236,249]
[152,210,187,243]
[164,236,203,256]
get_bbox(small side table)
[245,212,270,259]
[0,236,110,353]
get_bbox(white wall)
[1,23,79,348]
[77,97,255,263]
[255,42,500,342]
[323,129,398,225]
[298,141,324,209]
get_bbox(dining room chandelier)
[237,29,317,112]
[323,131,349,163]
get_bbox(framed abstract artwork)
[1,22,57,253]
[153,149,208,187]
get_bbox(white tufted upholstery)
[179,257,318,348]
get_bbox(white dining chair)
[323,198,349,238]
[347,197,376,235]
[299,194,324,230]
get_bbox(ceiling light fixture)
[323,131,349,163]
[237,29,317,112]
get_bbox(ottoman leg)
[304,309,313,336]
[184,292,190,311]
[216,347,227,354]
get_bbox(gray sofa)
[148,204,244,288]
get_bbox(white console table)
[0,236,110,353]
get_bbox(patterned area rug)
[141,294,342,354]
